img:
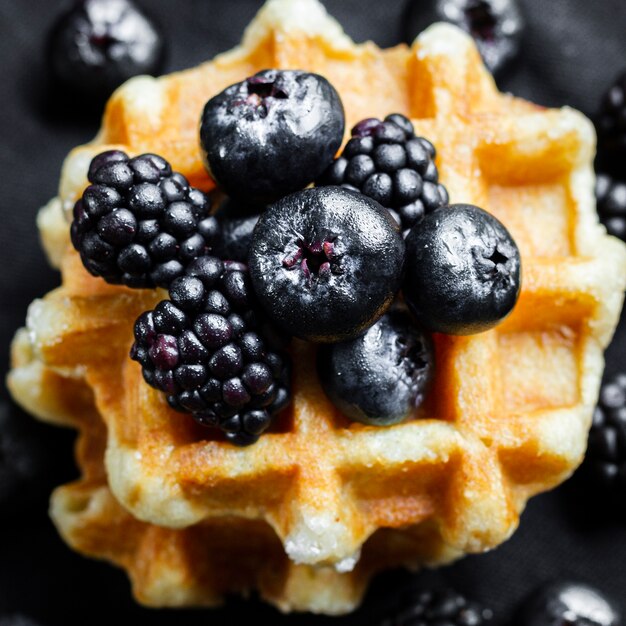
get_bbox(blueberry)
[249,186,405,342]
[518,581,620,626]
[404,204,521,335]
[405,0,524,75]
[318,310,434,425]
[200,70,345,204]
[48,0,165,103]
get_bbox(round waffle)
[7,0,626,615]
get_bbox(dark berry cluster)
[71,150,220,288]
[130,257,290,445]
[318,113,449,231]
[380,587,492,626]
[596,173,626,241]
[581,373,626,497]
[71,68,523,442]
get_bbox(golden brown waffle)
[7,0,626,614]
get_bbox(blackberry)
[380,587,493,626]
[318,114,448,232]
[71,150,220,288]
[581,373,626,497]
[596,172,626,240]
[130,258,290,445]
[597,71,626,172]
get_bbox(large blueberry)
[248,186,405,343]
[199,70,345,205]
[318,310,434,425]
[404,204,521,335]
[518,581,620,626]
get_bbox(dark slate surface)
[1,0,625,623]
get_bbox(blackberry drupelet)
[71,150,220,288]
[596,172,626,241]
[130,257,290,445]
[581,373,626,497]
[380,587,493,626]
[318,113,448,232]
[596,71,626,172]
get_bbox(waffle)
[7,0,626,615]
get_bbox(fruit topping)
[596,173,626,241]
[517,581,620,626]
[318,113,448,232]
[404,204,521,335]
[130,258,290,446]
[200,70,345,204]
[248,186,405,343]
[48,0,165,102]
[71,150,220,288]
[318,310,434,425]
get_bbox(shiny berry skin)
[48,0,165,102]
[318,310,434,425]
[517,582,620,626]
[131,261,291,446]
[319,113,448,232]
[200,70,345,205]
[405,0,524,75]
[248,186,405,343]
[404,204,521,335]
[596,173,626,240]
[71,150,219,289]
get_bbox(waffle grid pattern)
[8,0,626,614]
